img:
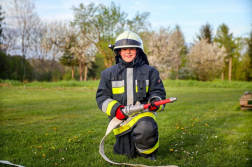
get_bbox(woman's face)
[119,48,137,62]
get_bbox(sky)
[2,0,252,44]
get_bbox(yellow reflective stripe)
[113,124,130,135]
[141,140,159,154]
[112,87,124,94]
[113,112,156,135]
[106,100,118,116]
[156,104,163,112]
[135,86,149,92]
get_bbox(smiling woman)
[119,48,137,62]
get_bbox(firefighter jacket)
[96,56,166,137]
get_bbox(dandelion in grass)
[43,154,45,157]
[37,146,42,149]
[52,147,55,150]
[205,123,208,126]
[55,163,58,166]
[191,119,193,121]
[170,149,174,152]
[175,123,178,126]
[181,127,184,130]
[177,126,179,129]
[69,139,71,142]
[191,124,194,127]
[46,134,48,136]
[74,137,78,139]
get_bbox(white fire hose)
[99,98,179,167]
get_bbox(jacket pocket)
[112,80,124,103]
[135,79,149,98]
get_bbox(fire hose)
[99,97,178,167]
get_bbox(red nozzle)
[143,97,177,109]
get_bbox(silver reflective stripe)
[136,146,148,153]
[112,80,124,88]
[135,80,149,86]
[102,99,114,113]
[146,80,149,86]
[127,68,134,105]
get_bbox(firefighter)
[96,30,166,160]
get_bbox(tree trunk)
[79,59,86,81]
[229,57,232,82]
[22,35,26,81]
[84,66,88,81]
[79,60,83,81]
[176,59,179,80]
[221,72,224,81]
[71,66,74,79]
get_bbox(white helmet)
[114,31,144,51]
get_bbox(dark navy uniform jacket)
[96,56,166,121]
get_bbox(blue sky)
[3,0,252,44]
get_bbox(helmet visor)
[114,39,141,48]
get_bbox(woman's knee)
[132,117,158,149]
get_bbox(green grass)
[0,80,252,167]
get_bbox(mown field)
[0,80,252,167]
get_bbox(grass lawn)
[0,80,252,167]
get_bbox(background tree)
[1,27,18,54]
[69,34,95,81]
[72,2,150,68]
[42,21,71,80]
[232,37,246,80]
[147,26,185,79]
[0,53,33,81]
[7,0,40,81]
[196,23,213,44]
[127,11,150,33]
[0,5,5,47]
[43,21,94,81]
[147,27,172,79]
[169,25,185,80]
[240,28,252,81]
[188,39,226,81]
[214,23,236,81]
